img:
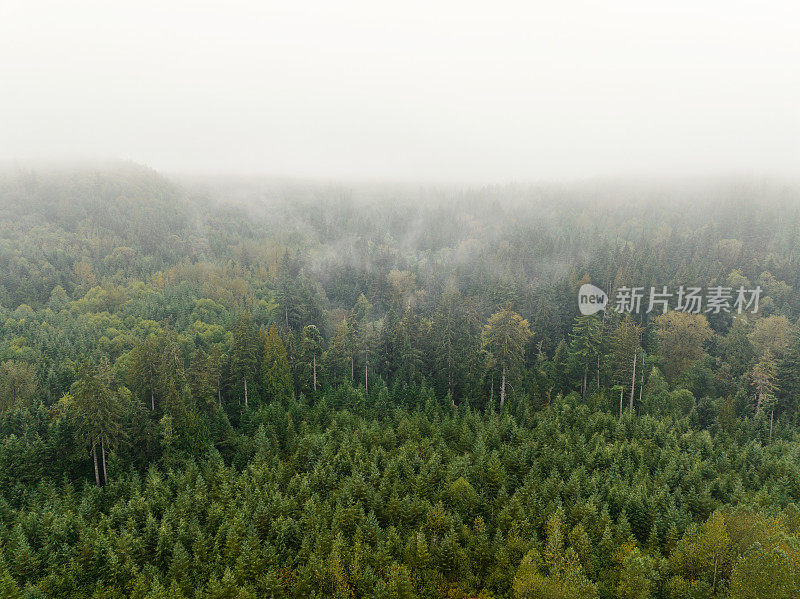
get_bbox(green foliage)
[261,325,293,403]
[2,167,800,596]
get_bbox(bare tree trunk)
[243,377,248,408]
[350,357,354,381]
[92,441,101,487]
[619,387,624,418]
[448,365,453,398]
[639,370,644,404]
[713,556,718,594]
[365,351,368,394]
[151,389,155,411]
[770,409,774,440]
[313,354,317,392]
[596,355,600,391]
[101,437,108,486]
[500,365,506,411]
[629,352,637,412]
[449,363,455,407]
[582,366,587,398]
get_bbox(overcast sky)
[1,0,798,183]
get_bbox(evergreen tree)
[230,311,259,408]
[654,312,712,384]
[69,360,123,486]
[610,316,644,415]
[568,314,602,399]
[261,325,294,403]
[300,324,323,394]
[482,307,532,410]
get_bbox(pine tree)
[431,288,474,404]
[0,360,37,412]
[330,317,358,383]
[230,311,259,408]
[549,340,569,400]
[568,315,602,399]
[156,327,191,424]
[610,316,644,415]
[301,324,323,394]
[69,360,123,486]
[751,351,779,440]
[482,307,532,410]
[169,541,191,591]
[351,294,376,392]
[127,335,161,411]
[0,559,22,599]
[654,312,712,383]
[188,346,223,412]
[261,325,294,403]
[777,330,800,420]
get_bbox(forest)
[1,164,800,598]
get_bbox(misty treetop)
[1,165,800,598]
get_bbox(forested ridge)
[2,165,800,598]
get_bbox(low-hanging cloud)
[1,0,798,183]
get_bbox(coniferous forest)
[3,165,800,599]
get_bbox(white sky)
[1,0,798,183]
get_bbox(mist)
[5,6,800,591]
[2,0,798,183]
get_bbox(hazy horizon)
[3,1,798,184]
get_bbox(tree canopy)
[1,167,800,597]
